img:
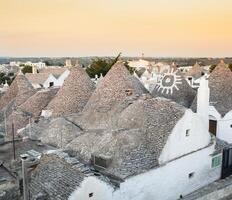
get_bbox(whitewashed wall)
[69,176,113,200]
[56,69,70,86]
[159,110,211,163]
[209,106,232,144]
[43,74,57,88]
[217,111,232,143]
[69,109,221,200]
[113,144,221,200]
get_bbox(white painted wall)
[43,74,57,88]
[112,143,221,200]
[217,111,232,143]
[208,106,232,143]
[68,109,220,200]
[209,106,221,121]
[56,69,70,86]
[159,110,211,163]
[68,176,113,200]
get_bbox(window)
[125,89,133,96]
[49,82,54,87]
[211,154,222,168]
[230,124,232,128]
[89,193,93,198]
[188,172,194,179]
[186,129,190,137]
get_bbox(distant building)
[26,67,70,89]
[25,73,57,89]
[128,59,151,70]
[34,62,46,69]
[65,59,72,67]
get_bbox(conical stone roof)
[19,88,59,118]
[40,117,82,148]
[66,98,185,178]
[0,73,35,110]
[46,65,95,117]
[191,61,232,116]
[79,61,148,129]
[185,62,205,79]
[152,70,196,108]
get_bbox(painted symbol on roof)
[155,69,182,95]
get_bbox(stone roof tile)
[152,71,196,107]
[79,61,148,129]
[46,65,95,117]
[191,61,232,116]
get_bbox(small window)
[89,193,93,198]
[186,129,190,137]
[211,155,222,168]
[125,89,133,96]
[49,82,54,87]
[230,124,232,128]
[188,172,194,179]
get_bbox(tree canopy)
[21,65,32,74]
[0,73,14,85]
[86,53,121,78]
[210,63,232,73]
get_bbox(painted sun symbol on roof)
[155,69,182,95]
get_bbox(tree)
[124,61,136,74]
[86,53,121,78]
[22,65,32,74]
[228,64,232,72]
[209,65,216,73]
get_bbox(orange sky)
[0,0,232,57]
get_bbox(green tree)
[22,65,32,74]
[209,65,216,73]
[228,64,232,71]
[86,53,121,78]
[124,61,136,74]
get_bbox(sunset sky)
[0,0,232,57]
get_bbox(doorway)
[209,119,217,136]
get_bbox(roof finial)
[18,68,23,75]
[220,59,225,64]
[4,80,8,86]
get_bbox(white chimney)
[32,65,37,74]
[197,76,210,131]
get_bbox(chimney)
[197,76,210,131]
[21,154,29,200]
[32,65,37,74]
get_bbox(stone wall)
[195,184,232,200]
[183,175,232,200]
